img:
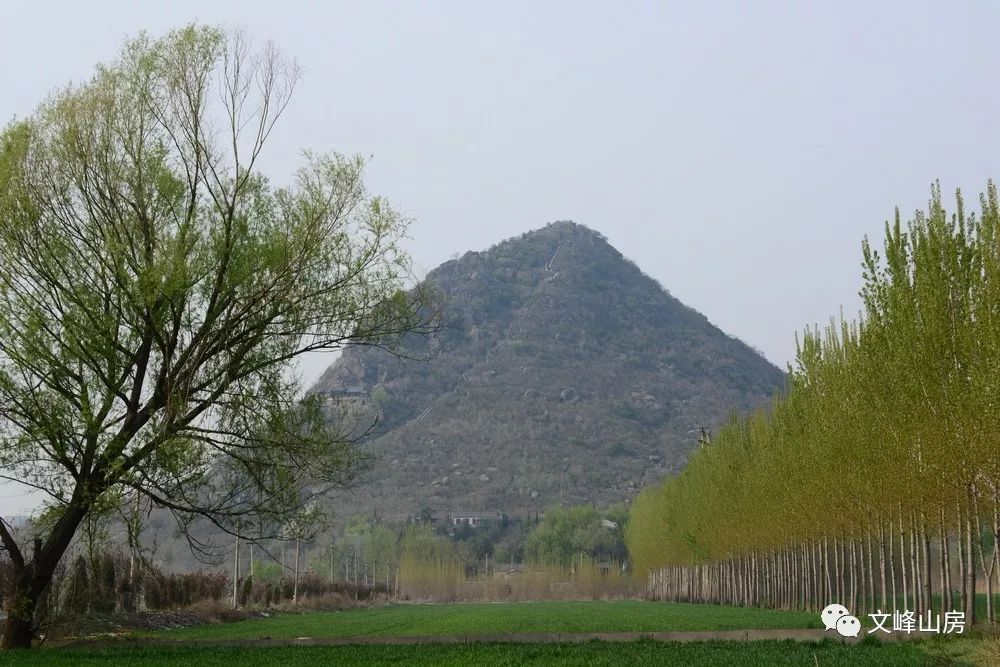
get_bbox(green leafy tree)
[525,505,625,566]
[628,183,1000,623]
[0,26,428,648]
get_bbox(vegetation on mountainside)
[314,221,784,518]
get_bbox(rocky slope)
[313,221,785,518]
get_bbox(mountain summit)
[313,221,783,517]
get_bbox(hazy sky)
[2,2,998,511]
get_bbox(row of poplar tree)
[627,183,1000,625]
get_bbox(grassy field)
[2,601,991,665]
[1,637,988,667]
[137,600,821,640]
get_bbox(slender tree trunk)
[887,521,897,612]
[974,486,997,624]
[860,535,868,614]
[910,515,920,613]
[729,558,740,606]
[964,499,977,625]
[833,537,842,602]
[910,517,920,613]
[735,557,741,606]
[790,552,795,610]
[763,553,770,608]
[784,550,789,609]
[777,551,783,608]
[937,521,946,615]
[823,535,832,605]
[941,507,953,613]
[958,501,967,618]
[785,550,792,609]
[762,552,768,607]
[991,493,1000,623]
[809,540,817,611]
[878,523,887,610]
[753,552,759,606]
[920,513,932,616]
[804,542,811,611]
[774,551,780,609]
[741,556,747,606]
[782,550,788,609]
[850,537,858,612]
[900,513,909,614]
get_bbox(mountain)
[313,221,784,518]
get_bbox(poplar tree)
[629,183,1000,626]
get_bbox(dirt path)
[54,628,922,649]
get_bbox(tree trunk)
[920,513,931,616]
[801,542,808,611]
[784,551,789,610]
[899,513,909,614]
[941,507,953,613]
[878,523,887,611]
[1,503,88,649]
[2,564,42,651]
[991,493,1000,623]
[823,535,832,605]
[958,500,968,616]
[833,537,842,603]
[964,500,977,625]
[974,486,997,624]
[910,515,924,614]
[850,537,858,612]
[809,540,818,611]
[887,521,897,613]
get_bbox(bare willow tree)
[0,25,429,649]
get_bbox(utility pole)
[293,536,300,604]
[232,534,240,609]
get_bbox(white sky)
[3,1,1000,513]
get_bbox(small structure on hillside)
[325,383,366,397]
[414,509,506,527]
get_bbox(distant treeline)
[238,504,629,595]
[629,183,1000,625]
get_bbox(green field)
[138,600,821,640]
[1,638,984,667]
[2,601,989,665]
